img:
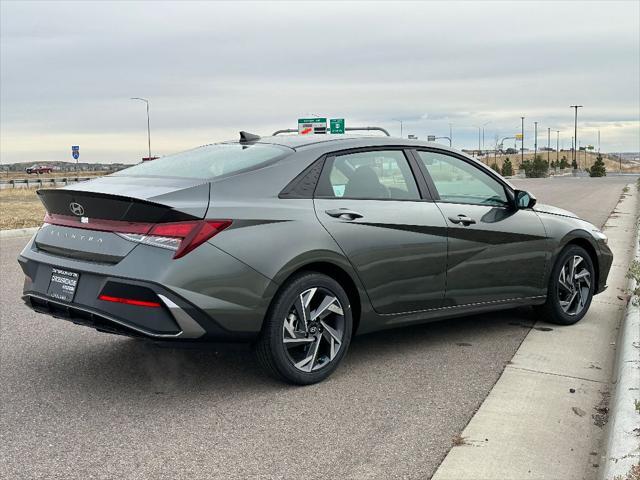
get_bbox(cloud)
[1,0,638,163]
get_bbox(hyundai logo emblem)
[69,202,85,216]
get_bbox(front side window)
[114,143,292,179]
[317,150,420,200]
[416,151,509,206]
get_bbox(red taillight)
[43,214,232,259]
[98,294,161,308]
[149,220,231,259]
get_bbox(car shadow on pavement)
[31,307,536,398]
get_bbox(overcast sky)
[1,0,639,164]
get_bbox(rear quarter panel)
[205,152,373,325]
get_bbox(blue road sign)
[72,145,79,160]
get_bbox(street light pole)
[449,123,453,147]
[556,130,560,165]
[131,97,151,161]
[534,121,538,159]
[521,116,525,167]
[394,119,403,138]
[481,121,491,153]
[547,127,551,166]
[570,105,583,167]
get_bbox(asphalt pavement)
[0,176,635,479]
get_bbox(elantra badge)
[69,202,85,216]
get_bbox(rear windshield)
[114,143,291,179]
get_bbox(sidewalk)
[432,184,639,480]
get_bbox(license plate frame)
[47,268,79,302]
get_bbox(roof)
[227,133,460,153]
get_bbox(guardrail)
[0,177,94,188]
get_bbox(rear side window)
[114,143,291,179]
[316,150,420,200]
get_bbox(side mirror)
[515,190,537,209]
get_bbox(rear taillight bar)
[44,213,152,234]
[98,294,161,308]
[43,213,231,259]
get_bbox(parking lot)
[0,176,635,479]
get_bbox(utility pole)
[547,127,551,166]
[570,105,583,167]
[556,130,560,165]
[534,121,538,159]
[598,129,600,153]
[393,119,404,138]
[131,97,152,161]
[520,116,525,167]
[481,121,491,154]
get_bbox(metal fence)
[0,177,93,188]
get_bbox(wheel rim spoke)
[557,255,591,316]
[283,337,315,346]
[283,287,346,373]
[311,295,339,320]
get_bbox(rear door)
[314,148,448,314]
[412,149,548,307]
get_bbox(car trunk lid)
[34,176,210,263]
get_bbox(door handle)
[325,208,364,221]
[448,214,476,226]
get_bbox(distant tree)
[523,155,549,178]
[501,158,514,176]
[550,159,557,169]
[490,162,501,173]
[559,155,569,169]
[588,154,607,177]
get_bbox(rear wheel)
[535,245,595,325]
[255,272,353,385]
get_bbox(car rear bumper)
[18,231,277,341]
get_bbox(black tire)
[535,244,595,325]
[255,272,353,385]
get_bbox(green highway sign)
[298,118,327,134]
[330,118,345,134]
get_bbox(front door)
[314,149,448,314]
[413,149,549,307]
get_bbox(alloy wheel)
[557,255,592,316]
[282,287,345,372]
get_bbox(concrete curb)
[600,217,640,480]
[432,184,639,480]
[0,227,39,238]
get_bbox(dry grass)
[451,434,468,446]
[0,187,46,230]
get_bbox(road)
[511,175,637,227]
[0,176,635,479]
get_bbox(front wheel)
[535,245,595,325]
[254,272,353,385]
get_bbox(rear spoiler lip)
[36,188,199,223]
[37,188,165,207]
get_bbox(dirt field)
[0,187,46,229]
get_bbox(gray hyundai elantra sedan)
[18,132,613,384]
